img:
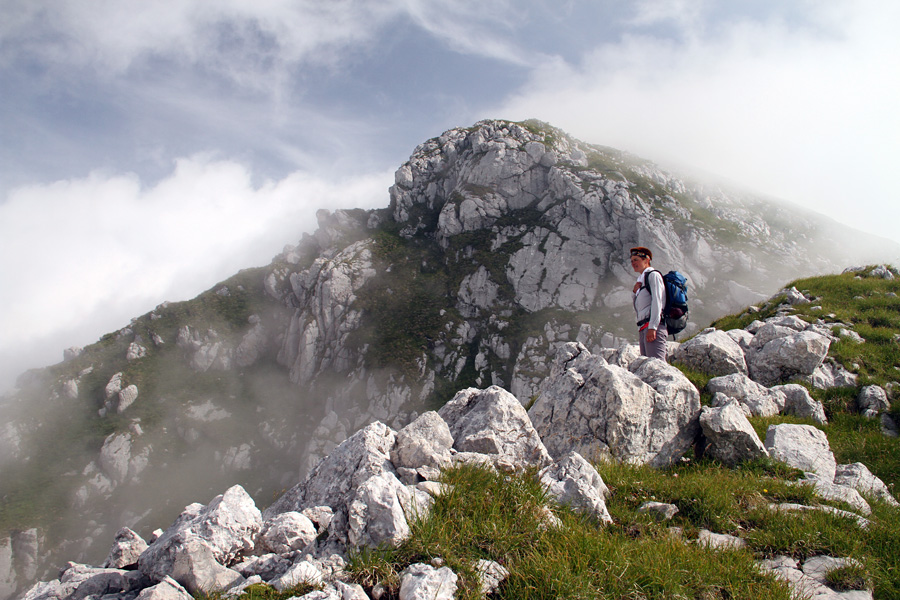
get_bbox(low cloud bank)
[0,157,393,392]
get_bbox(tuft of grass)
[194,582,321,600]
[824,563,870,593]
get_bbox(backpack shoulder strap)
[642,269,663,295]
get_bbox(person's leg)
[645,327,668,361]
[639,328,648,356]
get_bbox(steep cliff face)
[0,119,892,597]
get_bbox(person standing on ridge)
[630,246,668,361]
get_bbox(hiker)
[630,246,668,361]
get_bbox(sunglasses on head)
[630,250,648,258]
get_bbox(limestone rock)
[278,239,377,386]
[235,320,267,368]
[857,385,890,418]
[347,472,432,548]
[258,512,318,555]
[398,563,457,600]
[707,373,784,417]
[232,554,290,581]
[49,562,148,600]
[748,331,830,386]
[0,539,14,600]
[104,373,123,403]
[627,356,702,466]
[133,577,193,600]
[456,266,501,318]
[539,452,612,523]
[804,361,858,390]
[869,265,895,279]
[103,527,148,569]
[391,411,453,470]
[63,379,79,400]
[269,560,323,591]
[802,474,871,516]
[773,384,827,424]
[699,400,768,465]
[265,421,396,519]
[638,502,679,521]
[126,343,147,361]
[834,463,899,507]
[530,343,699,467]
[438,386,551,470]
[764,424,836,481]
[726,329,754,351]
[138,486,261,591]
[697,530,746,550]
[99,433,134,484]
[781,286,811,305]
[673,329,747,376]
[474,559,509,596]
[117,385,139,414]
[772,503,870,529]
[759,555,873,600]
[141,536,244,594]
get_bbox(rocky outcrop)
[20,365,887,600]
[765,424,837,481]
[857,385,890,418]
[773,383,827,425]
[707,373,784,417]
[674,329,748,376]
[528,343,700,467]
[759,555,873,600]
[538,452,612,523]
[765,424,874,516]
[699,400,768,465]
[748,330,830,386]
[138,485,262,593]
[438,386,551,471]
[18,377,627,600]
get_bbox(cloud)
[491,0,900,242]
[0,0,535,88]
[0,158,394,391]
[401,0,533,65]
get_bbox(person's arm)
[647,270,666,332]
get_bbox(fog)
[0,165,393,393]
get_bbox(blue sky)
[1,0,898,390]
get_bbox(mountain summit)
[0,119,894,595]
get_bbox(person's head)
[629,247,652,273]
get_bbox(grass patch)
[347,463,800,599]
[195,582,321,600]
[824,563,870,592]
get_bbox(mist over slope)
[1,119,897,595]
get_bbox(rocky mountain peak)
[1,120,897,599]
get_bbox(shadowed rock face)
[2,119,897,597]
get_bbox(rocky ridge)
[2,120,898,597]
[11,275,900,600]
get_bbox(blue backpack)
[648,270,689,335]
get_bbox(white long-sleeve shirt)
[632,267,666,330]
